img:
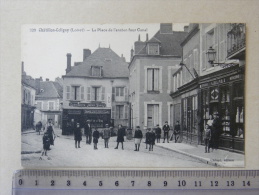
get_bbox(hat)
[165,121,168,123]
[156,124,159,126]
[136,126,140,128]
[213,112,219,115]
[105,124,109,126]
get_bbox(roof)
[22,76,36,89]
[136,30,187,56]
[36,81,63,99]
[65,47,129,78]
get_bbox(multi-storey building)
[129,23,187,129]
[21,62,36,131]
[170,23,245,153]
[62,47,129,135]
[34,78,63,128]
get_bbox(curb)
[155,144,222,167]
[21,150,42,154]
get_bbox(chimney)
[83,49,91,61]
[40,76,43,81]
[46,78,49,81]
[184,26,189,32]
[146,33,149,42]
[66,53,72,74]
[121,54,126,62]
[160,23,173,34]
[35,78,41,94]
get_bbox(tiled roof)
[22,76,36,89]
[65,47,129,78]
[136,30,187,56]
[36,81,62,98]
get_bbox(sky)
[22,23,188,81]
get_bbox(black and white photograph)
[21,23,245,168]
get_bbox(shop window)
[147,68,159,92]
[220,86,231,136]
[210,87,219,102]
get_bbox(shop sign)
[200,74,243,88]
[68,110,81,115]
[84,109,111,115]
[69,102,106,108]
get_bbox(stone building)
[62,47,129,135]
[129,23,188,130]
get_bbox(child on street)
[204,124,211,153]
[93,128,100,150]
[41,132,50,158]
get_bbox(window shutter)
[81,86,84,100]
[101,87,105,101]
[112,87,115,101]
[201,35,207,70]
[124,87,128,101]
[86,87,91,101]
[111,104,115,119]
[91,87,95,101]
[71,87,75,100]
[124,104,128,119]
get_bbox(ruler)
[13,170,259,195]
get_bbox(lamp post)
[179,62,196,79]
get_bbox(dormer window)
[104,58,112,62]
[91,66,102,76]
[148,43,160,55]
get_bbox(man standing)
[174,121,181,143]
[212,112,222,150]
[162,121,170,143]
[84,120,92,144]
[114,124,125,150]
[155,124,161,143]
[134,126,143,151]
[103,124,111,148]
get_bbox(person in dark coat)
[45,119,55,149]
[41,132,50,156]
[115,124,125,150]
[149,128,156,151]
[134,126,143,151]
[174,121,181,143]
[36,121,42,135]
[155,124,161,143]
[162,121,170,143]
[103,124,111,148]
[145,128,151,149]
[74,123,82,148]
[93,128,100,150]
[84,120,92,144]
[212,112,222,150]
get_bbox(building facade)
[129,24,187,130]
[35,78,63,128]
[62,47,130,135]
[170,23,245,153]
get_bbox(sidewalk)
[156,142,244,167]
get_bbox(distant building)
[21,62,36,131]
[35,78,63,128]
[62,47,129,135]
[129,23,188,129]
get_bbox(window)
[36,102,42,110]
[91,66,102,76]
[81,86,84,100]
[147,68,159,91]
[116,105,124,119]
[90,86,105,101]
[115,87,124,96]
[71,86,80,101]
[148,44,159,55]
[48,102,54,110]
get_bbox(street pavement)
[21,129,213,168]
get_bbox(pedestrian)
[74,122,82,148]
[155,124,161,143]
[41,132,50,156]
[173,121,181,143]
[149,128,156,151]
[162,121,170,143]
[114,124,125,150]
[84,119,92,144]
[203,124,211,153]
[103,124,111,148]
[93,128,100,150]
[145,128,151,149]
[212,112,222,150]
[207,115,214,128]
[46,119,55,149]
[134,126,143,151]
[36,121,42,135]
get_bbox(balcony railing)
[227,23,246,57]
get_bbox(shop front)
[62,108,111,135]
[199,65,244,153]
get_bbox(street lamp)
[206,46,238,66]
[179,62,196,79]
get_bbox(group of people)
[203,112,222,153]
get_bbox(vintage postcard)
[21,23,245,168]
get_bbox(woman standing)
[114,124,125,150]
[93,128,100,150]
[134,126,143,151]
[74,123,82,148]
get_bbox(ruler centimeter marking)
[13,170,259,192]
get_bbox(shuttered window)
[66,86,70,100]
[81,86,84,100]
